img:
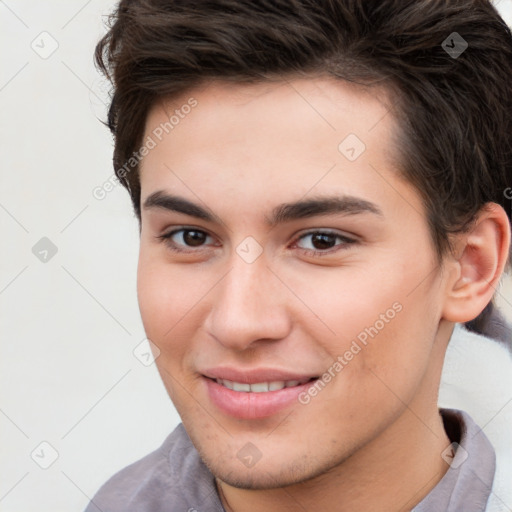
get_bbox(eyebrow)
[142,190,383,227]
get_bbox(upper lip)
[201,367,318,384]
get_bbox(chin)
[215,471,284,490]
[200,447,336,491]
[211,465,310,490]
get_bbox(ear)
[442,203,511,323]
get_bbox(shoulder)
[84,423,221,512]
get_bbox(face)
[137,77,449,489]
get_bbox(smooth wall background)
[1,1,511,511]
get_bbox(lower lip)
[204,377,317,419]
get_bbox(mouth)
[210,377,316,393]
[202,373,319,419]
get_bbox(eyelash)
[156,227,356,257]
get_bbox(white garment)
[439,324,512,512]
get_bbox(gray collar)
[412,408,496,511]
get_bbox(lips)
[201,367,319,419]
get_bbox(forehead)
[138,77,421,224]
[144,77,395,153]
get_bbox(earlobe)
[442,203,511,323]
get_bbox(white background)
[1,1,511,511]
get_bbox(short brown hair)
[95,0,512,331]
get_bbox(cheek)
[137,250,188,347]
[136,248,213,367]
[350,284,439,400]
[136,252,205,408]
[137,264,168,339]
[306,258,441,386]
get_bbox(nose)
[204,252,292,352]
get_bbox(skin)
[136,77,510,511]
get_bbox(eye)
[156,227,357,257]
[157,228,215,253]
[293,230,356,256]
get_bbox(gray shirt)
[85,408,496,512]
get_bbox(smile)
[203,375,319,419]
[214,377,314,393]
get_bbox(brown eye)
[180,230,207,247]
[294,230,356,256]
[309,233,337,250]
[157,228,214,253]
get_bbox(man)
[87,1,512,510]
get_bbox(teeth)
[232,382,251,392]
[215,378,311,392]
[269,381,286,391]
[222,379,234,390]
[250,382,269,393]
